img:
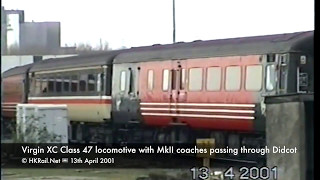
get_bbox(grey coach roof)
[114,31,313,64]
[30,50,126,73]
[2,63,33,78]
[3,30,313,76]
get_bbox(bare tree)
[76,43,93,52]
[7,43,20,55]
[102,41,109,51]
[119,45,127,50]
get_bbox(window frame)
[63,74,71,93]
[33,69,105,96]
[33,75,42,96]
[41,76,48,94]
[206,66,222,91]
[47,74,55,93]
[55,74,63,93]
[225,66,242,91]
[265,64,276,91]
[245,65,263,92]
[71,74,79,92]
[87,73,96,92]
[188,67,203,92]
[79,74,87,92]
[128,68,134,94]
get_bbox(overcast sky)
[2,0,314,50]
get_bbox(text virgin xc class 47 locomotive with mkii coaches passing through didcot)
[2,31,313,160]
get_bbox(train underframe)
[69,120,266,162]
[2,116,265,162]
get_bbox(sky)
[2,0,314,50]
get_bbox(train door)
[169,60,187,122]
[159,61,175,119]
[167,60,189,143]
[141,61,174,127]
[140,60,187,129]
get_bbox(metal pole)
[173,0,176,43]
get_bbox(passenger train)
[2,31,314,151]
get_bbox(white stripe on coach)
[140,107,254,113]
[2,109,16,111]
[1,105,16,108]
[141,112,254,120]
[1,102,19,105]
[140,102,255,107]
[28,96,111,100]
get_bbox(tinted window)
[63,76,70,92]
[206,67,221,91]
[56,76,62,92]
[35,76,42,95]
[71,75,78,92]
[246,65,263,91]
[101,73,105,92]
[88,74,95,91]
[41,77,48,93]
[128,69,134,94]
[171,70,177,90]
[48,76,55,92]
[98,73,105,92]
[189,68,203,91]
[226,66,241,91]
[79,74,87,91]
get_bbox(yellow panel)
[67,104,111,123]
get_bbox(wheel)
[209,131,226,149]
[76,124,83,142]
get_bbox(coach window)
[79,74,87,92]
[71,75,78,92]
[180,68,186,90]
[246,65,263,91]
[48,76,55,92]
[63,76,70,92]
[171,70,178,90]
[206,67,221,91]
[147,70,154,90]
[128,68,135,94]
[41,77,48,93]
[120,71,126,91]
[162,69,170,91]
[88,74,96,91]
[97,73,104,92]
[226,66,241,91]
[189,68,203,91]
[101,73,105,92]
[266,64,276,91]
[56,75,62,93]
[34,75,42,95]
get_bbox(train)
[2,31,314,152]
